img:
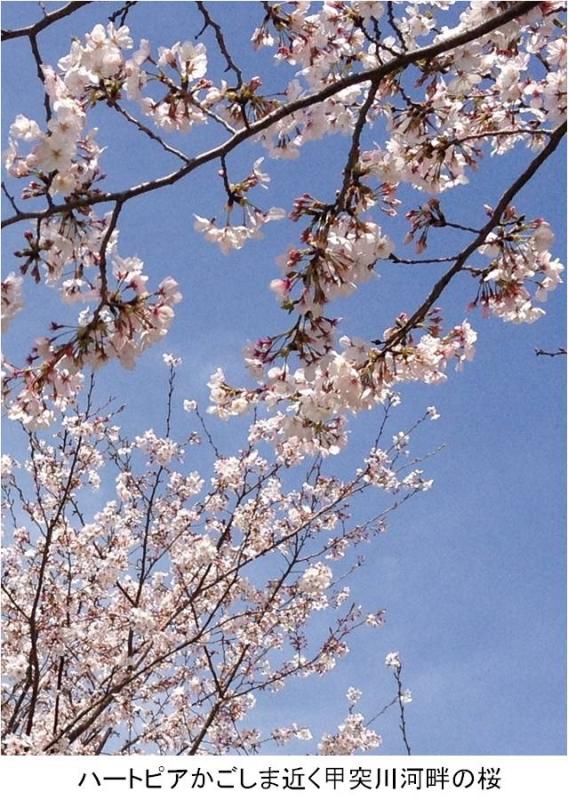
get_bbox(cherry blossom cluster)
[194,158,285,253]
[1,273,24,332]
[473,210,564,324]
[3,1,566,758]
[274,197,393,307]
[1,360,433,754]
[252,2,565,170]
[6,53,104,198]
[3,22,184,428]
[208,321,472,458]
[202,2,563,456]
[3,3,565,446]
[3,221,181,428]
[318,711,382,755]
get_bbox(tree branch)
[1,181,21,215]
[97,200,123,302]
[336,80,380,211]
[196,1,243,88]
[108,1,137,27]
[535,347,567,357]
[2,2,90,42]
[111,102,192,163]
[29,34,51,123]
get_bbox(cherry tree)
[1,0,565,755]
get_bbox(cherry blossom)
[1,0,565,757]
[1,356,432,753]
[1,272,24,332]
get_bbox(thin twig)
[393,665,412,755]
[189,95,237,135]
[195,405,221,459]
[367,696,398,726]
[535,347,567,357]
[112,102,192,163]
[444,221,481,234]
[1,181,21,215]
[196,1,244,88]
[108,1,137,26]
[387,1,407,52]
[389,254,460,265]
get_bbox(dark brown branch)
[1,584,30,621]
[97,200,123,302]
[2,1,540,230]
[393,665,412,756]
[387,1,407,52]
[196,1,244,88]
[29,34,51,123]
[535,347,567,357]
[389,254,460,265]
[336,80,380,211]
[108,1,137,27]
[444,221,481,234]
[94,727,113,754]
[450,128,554,145]
[2,2,90,41]
[219,153,235,203]
[1,181,21,215]
[52,656,65,734]
[116,580,136,606]
[112,102,192,163]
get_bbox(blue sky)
[1,1,566,755]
